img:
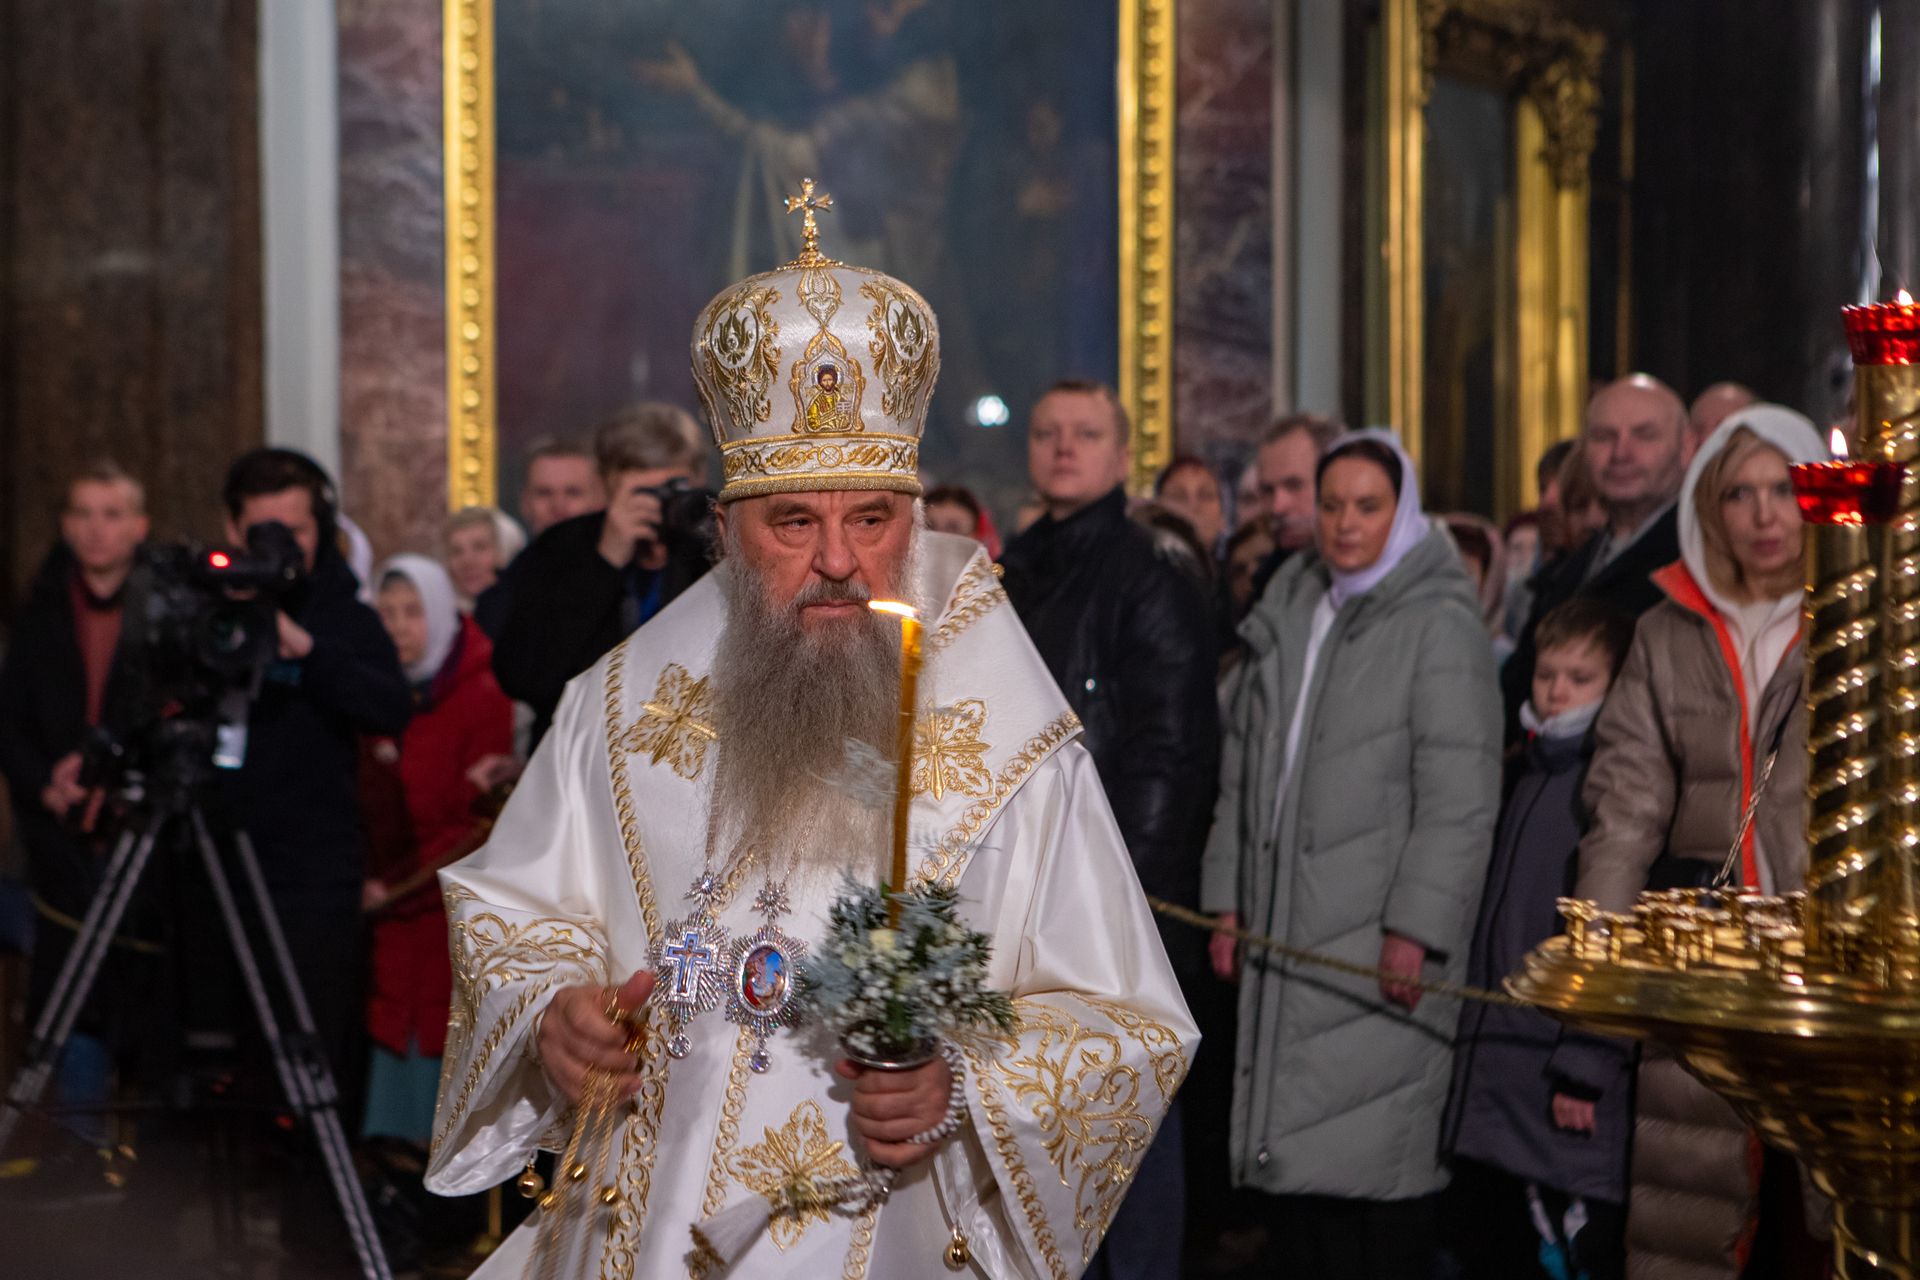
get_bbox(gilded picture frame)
[1371,0,1603,515]
[441,1,1176,511]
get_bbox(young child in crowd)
[1442,597,1637,1280]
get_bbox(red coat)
[362,617,512,1056]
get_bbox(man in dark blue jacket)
[216,449,411,1074]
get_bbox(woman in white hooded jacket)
[1574,405,1827,1277]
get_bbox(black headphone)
[225,447,340,551]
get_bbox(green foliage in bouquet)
[807,877,1016,1062]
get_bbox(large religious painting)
[1361,0,1608,518]
[443,0,1177,524]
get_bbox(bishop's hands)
[540,970,655,1104]
[835,1056,954,1170]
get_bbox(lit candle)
[869,601,923,926]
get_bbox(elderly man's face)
[719,489,915,628]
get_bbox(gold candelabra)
[1510,299,1920,1277]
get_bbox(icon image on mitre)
[690,179,942,503]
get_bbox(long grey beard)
[705,532,922,888]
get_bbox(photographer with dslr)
[492,403,714,747]
[216,449,410,1076]
[0,462,149,1164]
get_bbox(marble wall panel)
[338,0,446,561]
[1174,0,1275,482]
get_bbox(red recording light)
[209,551,232,568]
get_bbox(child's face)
[1532,639,1612,719]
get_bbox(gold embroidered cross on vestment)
[623,663,716,779]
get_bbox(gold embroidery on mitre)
[860,279,939,426]
[621,664,716,780]
[996,999,1171,1264]
[697,285,783,432]
[727,1099,862,1252]
[789,331,868,435]
[912,700,993,800]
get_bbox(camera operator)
[216,449,410,1075]
[0,462,149,1155]
[492,403,714,748]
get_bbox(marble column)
[337,0,446,561]
[1174,0,1276,478]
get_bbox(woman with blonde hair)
[1575,405,1827,1278]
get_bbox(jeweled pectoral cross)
[663,928,718,1003]
[784,178,834,264]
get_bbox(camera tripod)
[0,777,393,1280]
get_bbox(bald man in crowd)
[1688,380,1757,446]
[1501,374,1696,740]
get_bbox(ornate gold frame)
[442,2,1176,508]
[1378,0,1602,511]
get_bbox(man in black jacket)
[215,449,412,1073]
[492,403,714,747]
[999,379,1219,1280]
[0,462,149,1150]
[1502,374,1695,742]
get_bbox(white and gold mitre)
[691,180,940,503]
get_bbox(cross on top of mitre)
[783,178,836,266]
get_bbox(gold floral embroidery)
[432,906,608,1150]
[929,555,1008,654]
[996,999,1170,1263]
[688,1027,757,1279]
[605,643,664,943]
[597,643,677,1272]
[841,1202,878,1280]
[912,700,993,800]
[959,1038,1069,1280]
[696,284,782,430]
[913,711,1082,888]
[796,261,842,328]
[622,663,717,780]
[726,1099,863,1252]
[860,279,940,426]
[723,437,916,483]
[1065,993,1190,1104]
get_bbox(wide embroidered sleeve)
[939,743,1199,1280]
[426,674,616,1195]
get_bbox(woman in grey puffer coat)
[1200,430,1501,1279]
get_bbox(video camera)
[644,477,720,556]
[85,520,307,795]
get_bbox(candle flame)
[1831,427,1851,459]
[868,600,918,620]
[1900,289,1915,306]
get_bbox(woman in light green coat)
[1200,430,1501,1279]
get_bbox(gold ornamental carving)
[444,0,496,509]
[1119,0,1175,491]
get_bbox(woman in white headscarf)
[359,554,513,1152]
[1200,429,1503,1278]
[443,506,527,614]
[1574,405,1826,1279]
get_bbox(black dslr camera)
[85,521,307,794]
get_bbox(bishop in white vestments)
[425,191,1195,1279]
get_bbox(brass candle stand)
[1509,302,1920,1278]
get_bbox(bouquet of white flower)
[807,877,1016,1067]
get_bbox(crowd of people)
[0,367,1837,1279]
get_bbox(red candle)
[1842,291,1920,367]
[1790,461,1907,527]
